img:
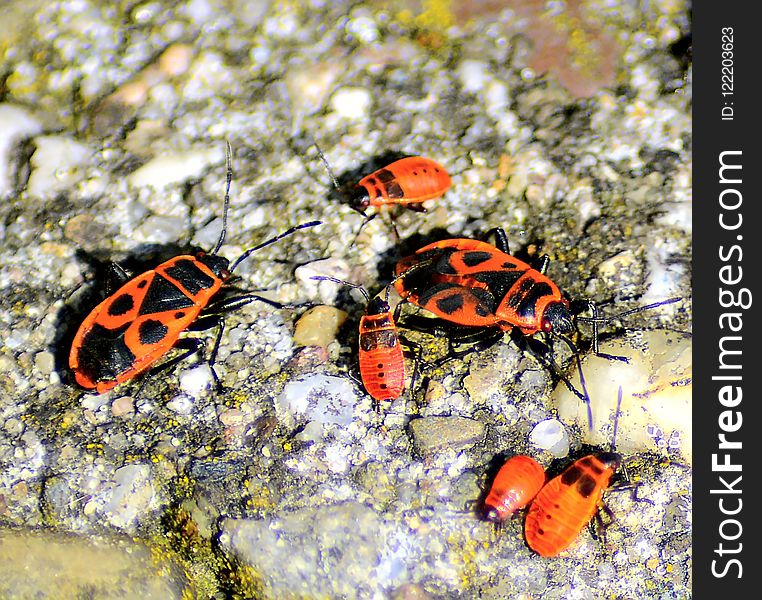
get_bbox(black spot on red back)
[385,181,404,199]
[165,259,216,295]
[76,322,135,383]
[576,474,598,498]
[108,293,135,316]
[138,319,169,345]
[375,169,395,184]
[515,281,553,319]
[462,251,493,267]
[470,270,524,302]
[561,465,582,486]
[139,274,196,315]
[436,292,465,315]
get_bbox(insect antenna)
[611,385,623,451]
[577,297,681,324]
[313,139,342,193]
[211,141,234,255]
[312,138,370,220]
[575,296,682,359]
[310,276,371,304]
[229,220,322,274]
[555,332,594,431]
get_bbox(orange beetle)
[524,387,629,556]
[483,455,546,524]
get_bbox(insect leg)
[523,333,593,429]
[204,293,298,313]
[105,262,131,295]
[535,254,550,276]
[481,227,511,253]
[350,212,378,246]
[399,333,423,395]
[130,337,212,397]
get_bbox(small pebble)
[330,87,372,120]
[111,396,135,417]
[33,351,55,375]
[293,305,348,349]
[529,418,570,458]
[294,258,352,304]
[27,135,92,198]
[0,103,44,195]
[408,416,485,455]
[166,394,195,415]
[127,146,225,190]
[275,374,358,430]
[178,363,214,398]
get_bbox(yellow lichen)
[150,506,266,599]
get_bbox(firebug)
[311,264,431,408]
[69,144,321,394]
[524,386,637,557]
[313,142,451,239]
[483,455,546,524]
[393,227,680,429]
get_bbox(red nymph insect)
[311,264,430,408]
[524,387,634,557]
[313,142,451,239]
[483,455,546,524]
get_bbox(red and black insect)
[393,227,593,420]
[393,228,680,428]
[350,156,452,212]
[314,143,451,238]
[394,229,571,335]
[69,146,321,394]
[483,455,546,524]
[311,264,429,407]
[524,387,634,557]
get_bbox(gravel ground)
[0,1,691,599]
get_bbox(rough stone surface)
[0,0,691,598]
[554,330,692,464]
[409,416,486,455]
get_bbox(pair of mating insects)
[70,145,672,421]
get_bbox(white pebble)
[127,146,225,190]
[330,87,372,120]
[294,258,352,303]
[457,59,490,93]
[0,103,44,195]
[111,396,135,417]
[132,214,187,245]
[529,419,570,457]
[275,374,358,430]
[166,394,195,415]
[178,364,214,398]
[27,135,93,198]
